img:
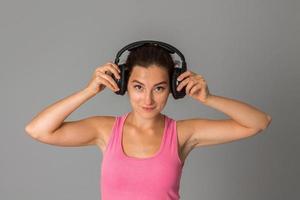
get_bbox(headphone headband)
[114,40,186,70]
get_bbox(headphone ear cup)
[114,63,128,95]
[171,68,186,99]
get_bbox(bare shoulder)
[90,115,117,151]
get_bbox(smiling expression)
[127,65,170,115]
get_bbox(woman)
[25,43,272,200]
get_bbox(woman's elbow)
[25,125,41,139]
[262,115,272,131]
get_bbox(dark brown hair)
[125,44,175,79]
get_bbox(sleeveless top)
[100,112,185,200]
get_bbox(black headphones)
[112,40,187,99]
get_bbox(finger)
[177,71,192,81]
[99,71,119,90]
[96,62,119,74]
[107,64,121,80]
[108,61,121,73]
[190,84,201,95]
[177,77,190,91]
[110,62,121,72]
[185,81,198,94]
[97,76,116,91]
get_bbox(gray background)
[1,0,299,199]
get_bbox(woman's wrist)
[82,87,98,98]
[202,94,215,105]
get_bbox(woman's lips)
[142,106,155,111]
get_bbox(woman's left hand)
[176,70,211,103]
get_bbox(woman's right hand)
[85,61,121,95]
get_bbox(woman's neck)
[127,112,165,130]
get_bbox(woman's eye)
[155,87,165,92]
[133,85,165,92]
[134,85,143,90]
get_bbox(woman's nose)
[144,91,154,105]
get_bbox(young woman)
[25,44,272,200]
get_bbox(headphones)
[112,40,187,99]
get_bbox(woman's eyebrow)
[131,80,167,86]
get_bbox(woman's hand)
[176,70,211,103]
[85,61,121,95]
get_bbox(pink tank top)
[100,112,184,200]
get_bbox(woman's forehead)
[129,67,169,85]
[130,65,168,79]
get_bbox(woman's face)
[127,65,170,117]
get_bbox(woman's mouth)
[142,106,155,111]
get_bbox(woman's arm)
[203,94,271,130]
[179,95,272,148]
[25,88,96,138]
[176,70,272,147]
[25,62,121,146]
[25,88,104,147]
